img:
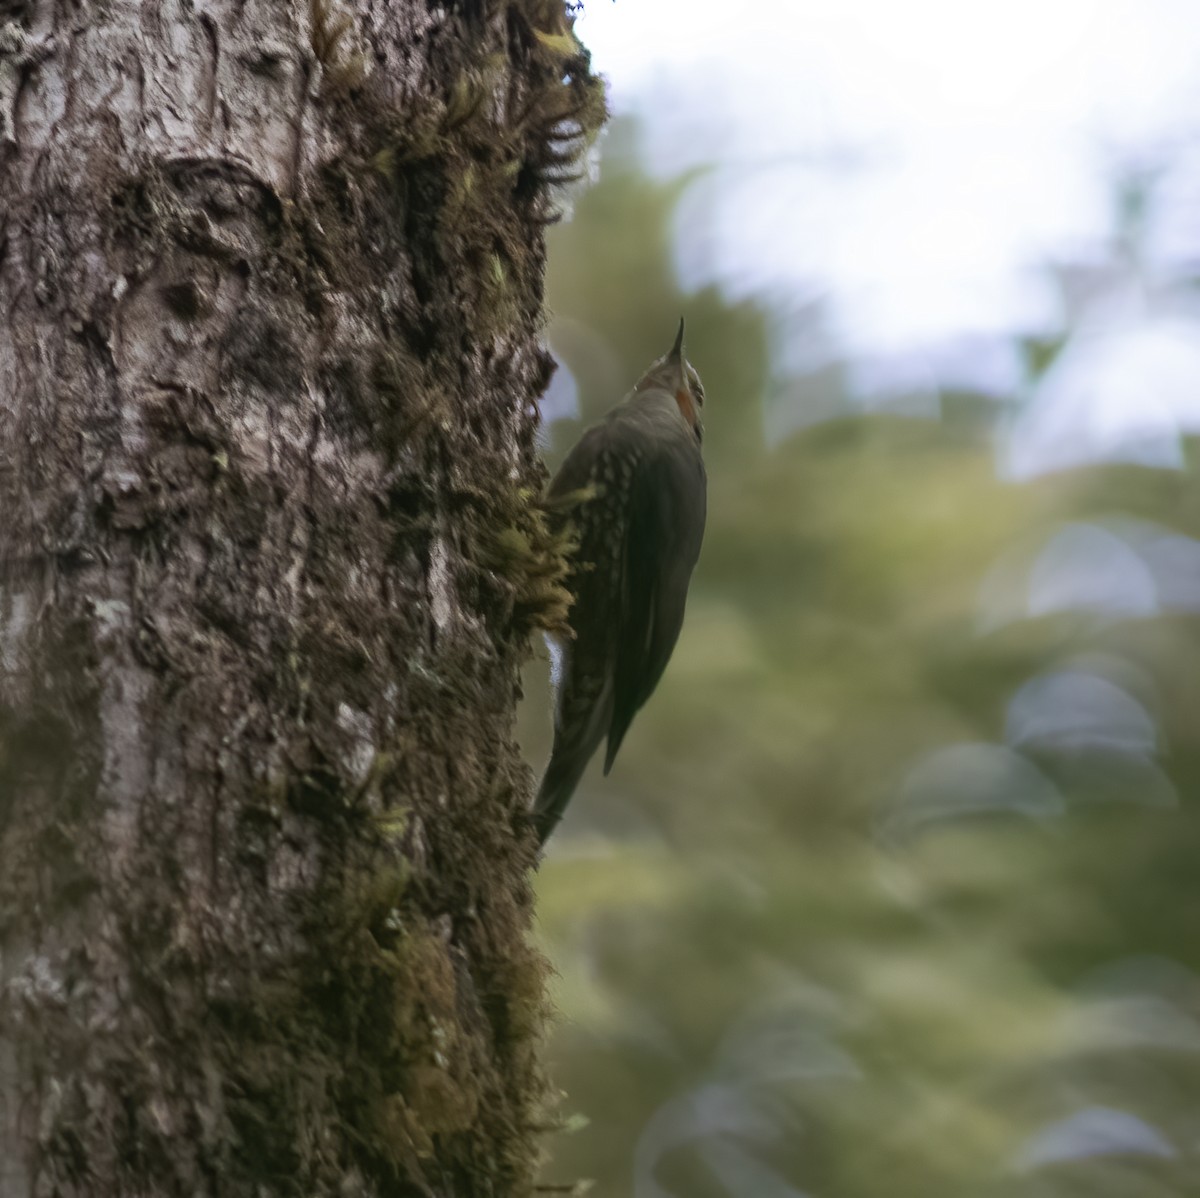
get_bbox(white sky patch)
[1002,294,1200,477]
[575,0,1200,427]
[1005,671,1158,757]
[1012,1106,1176,1172]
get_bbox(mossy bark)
[0,0,602,1194]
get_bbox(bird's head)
[633,318,705,442]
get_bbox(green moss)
[309,0,369,93]
[478,489,579,640]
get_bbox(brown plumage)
[533,321,707,845]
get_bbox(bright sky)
[574,0,1200,407]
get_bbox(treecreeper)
[534,320,708,845]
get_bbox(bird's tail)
[533,717,608,846]
[533,744,590,846]
[534,646,613,846]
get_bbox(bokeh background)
[522,3,1200,1194]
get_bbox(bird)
[533,319,707,846]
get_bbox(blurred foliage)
[525,120,1200,1198]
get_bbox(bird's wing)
[544,422,610,507]
[603,440,706,773]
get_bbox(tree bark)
[0,1,602,1194]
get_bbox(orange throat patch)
[675,387,698,429]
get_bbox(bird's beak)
[668,317,687,390]
[669,317,685,359]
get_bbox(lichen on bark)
[0,0,604,1194]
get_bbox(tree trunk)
[0,1,602,1194]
